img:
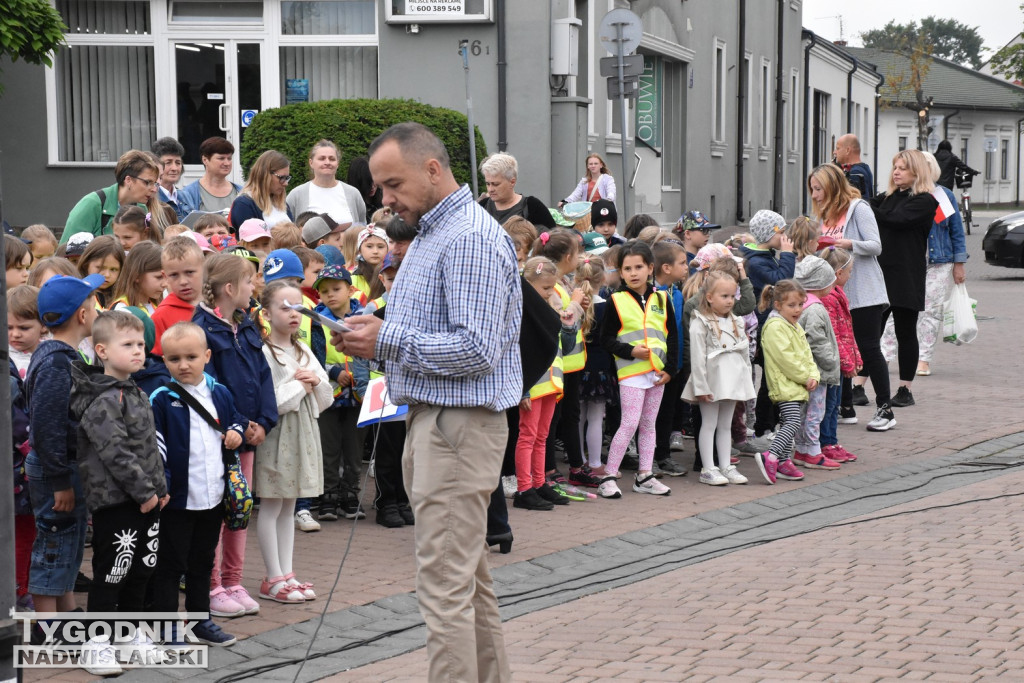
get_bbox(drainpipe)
[735,0,747,222]
[802,31,816,213]
[873,79,881,190]
[943,109,960,140]
[496,0,507,151]
[846,55,858,132]
[771,0,786,212]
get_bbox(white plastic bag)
[942,283,978,345]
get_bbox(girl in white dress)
[255,281,333,603]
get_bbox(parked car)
[982,210,1024,268]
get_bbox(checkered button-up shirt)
[375,184,523,411]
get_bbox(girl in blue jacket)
[192,253,277,617]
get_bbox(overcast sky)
[802,0,1022,60]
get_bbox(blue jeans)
[820,384,841,447]
[25,452,88,596]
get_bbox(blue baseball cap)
[37,273,105,327]
[380,252,397,271]
[313,264,352,289]
[314,244,344,267]
[262,248,304,283]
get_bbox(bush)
[240,98,487,192]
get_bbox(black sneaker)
[852,385,869,406]
[512,488,554,511]
[535,483,570,505]
[838,405,858,424]
[655,458,687,477]
[397,503,415,525]
[338,498,366,520]
[75,571,93,592]
[375,506,404,528]
[890,386,915,407]
[317,497,338,521]
[568,466,602,488]
[866,403,897,432]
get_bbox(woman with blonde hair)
[560,153,616,205]
[869,149,938,412]
[229,150,294,229]
[286,139,365,228]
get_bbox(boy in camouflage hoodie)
[70,312,167,630]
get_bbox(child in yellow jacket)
[755,279,820,485]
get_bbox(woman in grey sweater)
[808,163,893,433]
[286,140,365,228]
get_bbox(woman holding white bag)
[881,152,968,377]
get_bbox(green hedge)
[240,98,487,192]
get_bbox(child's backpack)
[10,361,31,516]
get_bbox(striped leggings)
[769,401,804,463]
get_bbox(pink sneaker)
[755,452,777,485]
[793,451,841,470]
[834,444,857,462]
[226,585,260,615]
[776,459,805,480]
[209,586,246,618]
[821,445,848,463]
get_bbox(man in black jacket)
[935,140,979,190]
[834,134,875,199]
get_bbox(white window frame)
[711,37,727,155]
[742,51,752,152]
[759,56,771,154]
[789,68,799,153]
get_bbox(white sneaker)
[633,473,671,495]
[597,478,622,499]
[699,467,729,486]
[669,432,686,451]
[81,637,122,676]
[721,465,748,485]
[626,438,639,457]
[745,435,772,452]
[118,632,168,666]
[502,475,518,499]
[294,509,321,532]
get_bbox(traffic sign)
[600,54,644,78]
[607,77,638,99]
[241,110,258,128]
[599,8,643,56]
[984,137,998,153]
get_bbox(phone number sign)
[406,0,465,15]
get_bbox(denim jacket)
[928,186,968,265]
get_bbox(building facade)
[0,0,807,229]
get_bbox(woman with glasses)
[62,150,165,244]
[286,140,365,230]
[229,150,294,229]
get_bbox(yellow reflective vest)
[610,290,669,380]
[529,346,564,401]
[554,283,586,373]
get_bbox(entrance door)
[173,41,263,184]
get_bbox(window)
[712,39,726,144]
[742,54,752,147]
[812,91,829,167]
[961,139,969,165]
[898,136,908,152]
[760,58,771,149]
[1002,139,1010,180]
[280,47,378,101]
[52,1,156,163]
[170,1,263,24]
[863,107,870,155]
[986,148,994,178]
[281,1,375,35]
[789,69,799,152]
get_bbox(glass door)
[173,40,263,184]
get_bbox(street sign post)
[598,9,643,221]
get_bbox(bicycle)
[955,168,979,235]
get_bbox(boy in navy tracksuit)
[739,210,797,440]
[149,322,247,646]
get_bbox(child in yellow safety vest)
[513,257,575,511]
[598,240,679,499]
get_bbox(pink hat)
[238,218,272,243]
[689,244,731,272]
[182,230,214,253]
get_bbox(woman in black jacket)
[871,149,938,410]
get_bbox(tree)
[879,35,934,150]
[861,16,985,69]
[989,4,1024,82]
[0,0,67,95]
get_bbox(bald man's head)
[834,134,862,164]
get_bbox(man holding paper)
[332,122,521,683]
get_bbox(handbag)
[166,382,253,530]
[941,283,978,346]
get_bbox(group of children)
[502,202,863,509]
[8,204,404,675]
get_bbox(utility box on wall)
[551,17,581,77]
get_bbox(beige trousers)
[403,405,511,683]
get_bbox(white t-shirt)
[183,380,227,510]
[307,183,354,226]
[264,205,291,228]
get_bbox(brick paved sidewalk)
[332,466,1024,682]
